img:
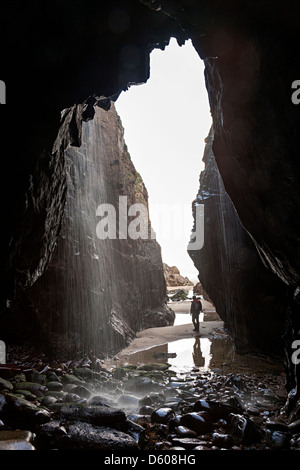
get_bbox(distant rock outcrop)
[163,263,194,287]
[193,282,213,303]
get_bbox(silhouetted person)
[190,295,202,332]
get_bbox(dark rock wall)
[185,2,300,408]
[182,2,300,294]
[1,0,181,312]
[193,22,300,287]
[4,104,174,356]
[189,127,288,357]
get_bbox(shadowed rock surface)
[3,105,174,356]
[188,128,288,357]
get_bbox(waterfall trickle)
[24,104,174,358]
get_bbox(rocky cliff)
[2,104,174,357]
[189,128,288,356]
[163,263,193,287]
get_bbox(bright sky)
[115,38,212,281]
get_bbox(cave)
[1,0,300,450]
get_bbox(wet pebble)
[47,381,63,392]
[266,429,291,449]
[15,389,37,401]
[46,390,65,401]
[151,407,175,424]
[171,437,205,450]
[175,425,198,437]
[179,412,212,434]
[0,377,13,392]
[71,385,91,399]
[0,427,36,449]
[246,406,261,416]
[215,418,227,428]
[0,393,51,430]
[46,371,61,383]
[289,419,300,434]
[118,394,140,408]
[212,432,234,449]
[127,413,151,425]
[139,405,155,415]
[193,444,211,450]
[40,396,57,407]
[290,434,300,448]
[193,399,242,418]
[139,392,166,408]
[89,395,117,407]
[62,373,84,385]
[229,413,262,445]
[265,418,290,433]
[64,392,82,403]
[14,381,47,398]
[73,367,95,381]
[0,440,36,450]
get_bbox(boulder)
[58,404,127,426]
[35,421,138,450]
[0,393,51,430]
[179,412,212,434]
[228,413,262,445]
[151,407,175,424]
[193,399,242,419]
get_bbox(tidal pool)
[112,305,283,377]
[120,330,283,376]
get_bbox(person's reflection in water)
[193,337,205,367]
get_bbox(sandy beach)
[104,298,224,368]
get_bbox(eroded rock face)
[163,263,193,287]
[189,128,288,356]
[193,24,300,287]
[0,1,181,315]
[4,104,174,356]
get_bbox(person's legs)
[192,313,199,331]
[192,313,196,330]
[194,314,199,332]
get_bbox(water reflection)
[167,337,211,373]
[115,303,283,375]
[193,338,205,367]
[121,334,283,376]
[120,336,212,373]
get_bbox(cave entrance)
[115,38,212,283]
